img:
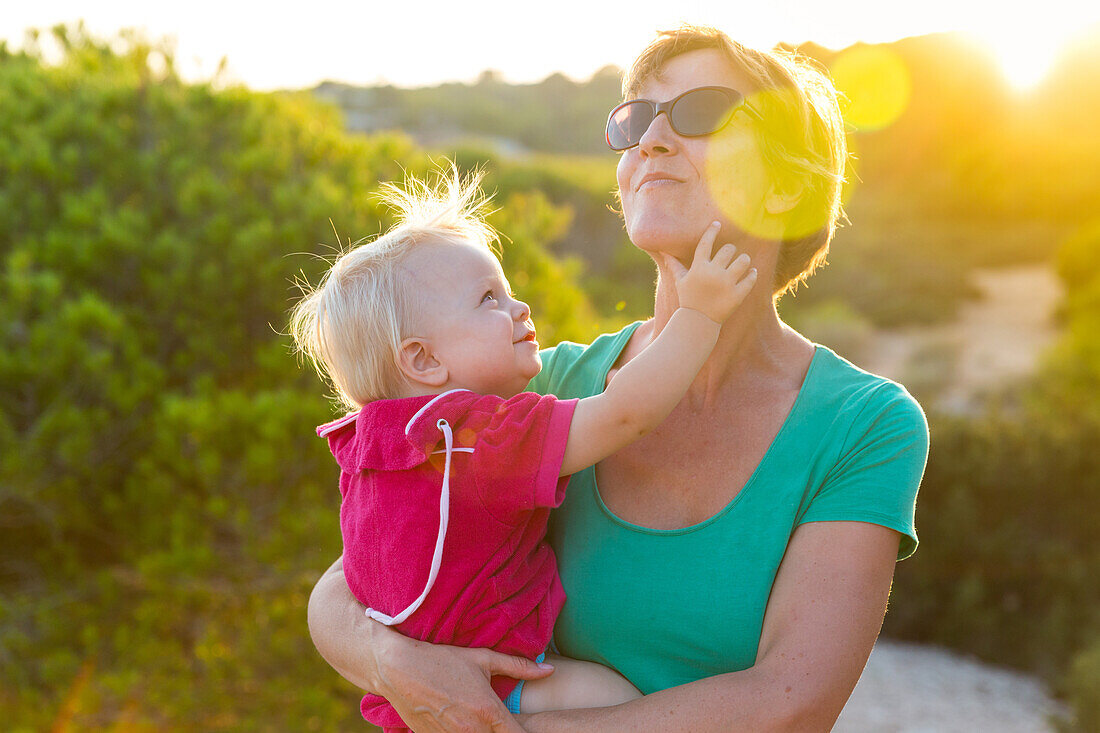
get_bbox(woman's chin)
[629,231,698,261]
[626,214,721,256]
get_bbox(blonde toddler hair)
[289,166,498,410]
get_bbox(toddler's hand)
[662,221,757,324]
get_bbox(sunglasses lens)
[606,89,746,150]
[607,101,654,150]
[672,88,739,136]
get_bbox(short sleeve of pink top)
[317,388,578,731]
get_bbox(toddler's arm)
[518,654,641,713]
[559,221,756,476]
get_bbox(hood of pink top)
[315,390,479,472]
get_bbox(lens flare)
[703,114,780,241]
[831,45,911,131]
[703,88,847,243]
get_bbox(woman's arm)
[518,520,900,732]
[307,556,376,690]
[307,557,555,732]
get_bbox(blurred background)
[1,2,1098,730]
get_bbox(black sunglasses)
[605,86,760,152]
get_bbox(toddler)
[290,169,756,730]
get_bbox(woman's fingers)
[478,648,555,681]
[396,681,523,733]
[375,639,539,733]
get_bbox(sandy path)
[835,639,1070,732]
[858,264,1063,413]
[834,268,1069,730]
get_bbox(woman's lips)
[637,175,683,191]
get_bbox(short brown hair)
[624,25,848,298]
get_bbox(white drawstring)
[365,418,453,626]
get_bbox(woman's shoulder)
[797,346,930,562]
[806,344,928,437]
[528,321,644,399]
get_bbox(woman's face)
[616,49,776,262]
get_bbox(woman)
[308,25,928,732]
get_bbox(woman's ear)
[397,337,449,388]
[764,180,804,216]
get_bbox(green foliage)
[885,408,1100,677]
[779,206,979,328]
[1057,220,1100,306]
[1035,220,1100,425]
[884,222,1100,726]
[314,65,624,155]
[1064,637,1100,732]
[0,25,597,729]
[5,20,1100,729]
[489,191,598,345]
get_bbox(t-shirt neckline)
[587,322,824,535]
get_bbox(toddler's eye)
[481,290,496,304]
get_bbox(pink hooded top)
[317,388,578,731]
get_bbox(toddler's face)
[404,239,541,398]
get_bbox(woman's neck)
[649,268,808,408]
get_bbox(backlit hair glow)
[289,165,497,410]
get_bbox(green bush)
[886,407,1100,678]
[1065,637,1100,732]
[5,21,1099,731]
[884,223,1100,726]
[0,25,597,729]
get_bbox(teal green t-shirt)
[526,322,929,695]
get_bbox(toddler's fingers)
[659,251,689,280]
[712,243,739,268]
[725,252,752,276]
[730,267,759,302]
[694,221,722,264]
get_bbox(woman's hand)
[307,557,553,732]
[376,634,555,733]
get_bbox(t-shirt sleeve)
[797,384,930,560]
[467,391,579,523]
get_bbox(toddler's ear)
[398,337,449,388]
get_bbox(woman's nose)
[638,111,677,155]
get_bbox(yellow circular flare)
[703,118,775,241]
[831,46,911,131]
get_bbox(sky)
[3,1,1099,91]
